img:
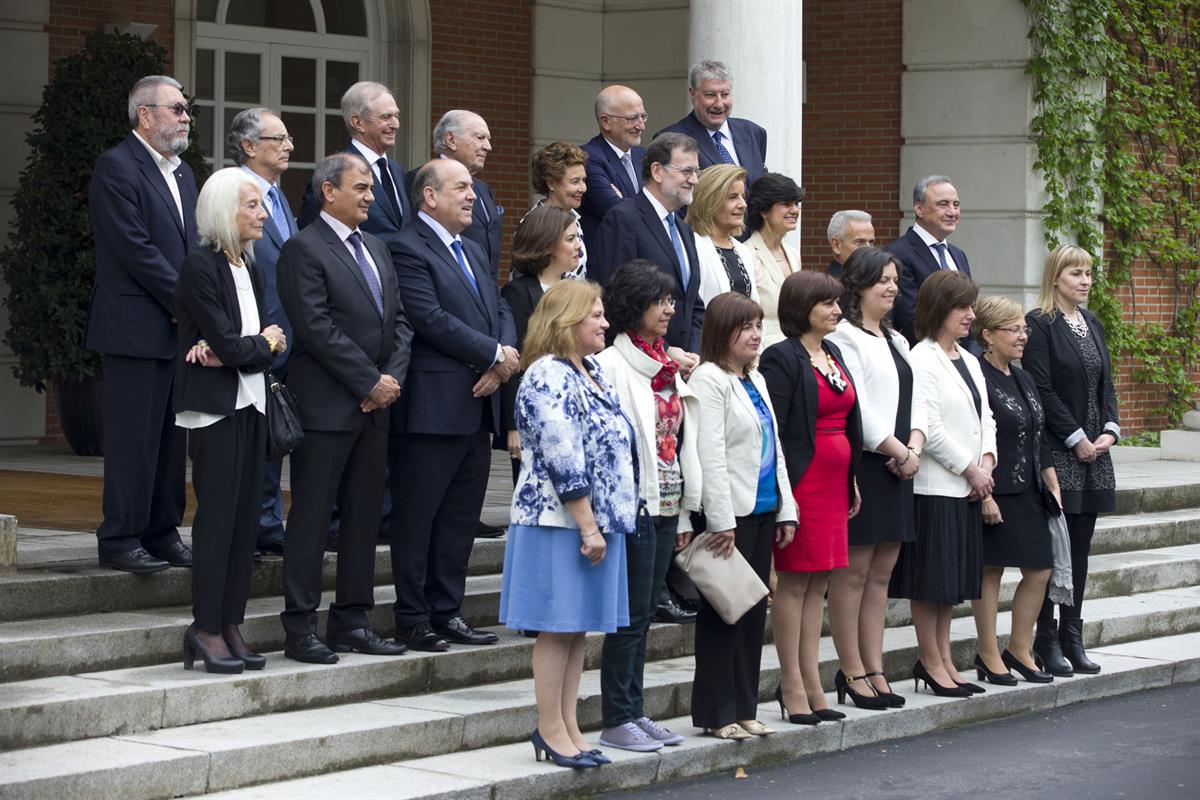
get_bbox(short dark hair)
[642,132,698,182]
[603,259,677,334]
[700,292,764,373]
[778,271,843,338]
[312,152,370,208]
[839,246,904,337]
[511,205,575,278]
[746,172,806,232]
[530,141,588,194]
[914,270,979,341]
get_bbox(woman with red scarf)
[593,260,703,752]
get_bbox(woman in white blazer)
[825,247,928,710]
[889,270,996,698]
[745,173,804,347]
[684,293,797,741]
[685,164,759,305]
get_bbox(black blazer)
[298,144,411,243]
[277,217,413,432]
[578,134,645,259]
[1023,307,1119,451]
[463,176,504,280]
[593,192,705,353]
[173,248,274,415]
[654,113,768,186]
[981,360,1053,495]
[887,226,978,353]
[498,273,544,431]
[759,338,864,507]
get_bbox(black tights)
[1039,512,1098,623]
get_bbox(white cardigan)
[908,339,997,498]
[594,334,702,526]
[687,361,797,533]
[693,233,760,305]
[746,230,801,349]
[826,320,927,452]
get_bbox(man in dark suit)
[579,85,648,264]
[886,175,980,353]
[86,75,198,574]
[227,107,298,556]
[277,152,413,664]
[654,60,768,186]
[389,158,518,652]
[594,132,705,363]
[426,110,503,280]
[825,210,875,279]
[297,82,411,243]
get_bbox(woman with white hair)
[175,167,286,674]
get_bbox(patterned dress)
[1050,329,1117,514]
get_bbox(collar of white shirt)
[605,137,633,162]
[642,187,674,227]
[350,138,385,165]
[711,120,734,143]
[320,210,360,244]
[418,210,462,251]
[913,223,949,249]
[132,130,181,169]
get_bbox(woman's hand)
[705,529,737,559]
[774,522,796,549]
[580,530,606,565]
[674,531,694,552]
[185,343,224,368]
[260,324,286,353]
[964,463,995,501]
[897,450,920,480]
[982,495,1003,525]
[1093,433,1116,457]
[506,430,521,460]
[1073,437,1097,463]
[848,483,862,519]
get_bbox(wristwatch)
[496,347,507,364]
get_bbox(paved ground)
[607,682,1200,800]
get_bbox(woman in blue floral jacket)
[499,280,638,770]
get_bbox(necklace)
[805,346,847,393]
[1062,309,1089,338]
[223,249,244,268]
[713,242,751,297]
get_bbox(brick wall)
[48,0,174,68]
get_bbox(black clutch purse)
[266,372,304,460]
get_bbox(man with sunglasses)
[85,75,199,573]
[579,85,648,266]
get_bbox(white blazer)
[827,320,927,452]
[687,361,798,533]
[595,334,703,526]
[909,339,997,498]
[746,230,801,348]
[693,233,760,305]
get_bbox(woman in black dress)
[1024,245,1119,676]
[971,296,1061,685]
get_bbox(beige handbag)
[673,532,768,625]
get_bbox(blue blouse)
[741,377,779,514]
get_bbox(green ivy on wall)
[1023,0,1199,425]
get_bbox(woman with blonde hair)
[686,163,758,304]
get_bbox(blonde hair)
[1038,244,1093,315]
[521,281,604,368]
[686,163,748,238]
[196,167,260,264]
[972,295,1024,348]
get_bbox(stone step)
[1,600,1195,800]
[3,542,1198,684]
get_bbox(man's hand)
[495,346,521,381]
[666,346,699,379]
[364,374,401,412]
[473,368,502,398]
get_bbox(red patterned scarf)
[628,332,678,392]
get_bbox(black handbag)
[265,372,304,460]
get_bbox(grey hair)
[311,151,371,209]
[127,75,182,127]
[225,107,269,165]
[827,210,873,243]
[340,81,392,132]
[196,167,260,264]
[688,60,733,89]
[913,175,953,205]
[432,110,473,155]
[409,160,446,210]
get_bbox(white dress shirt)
[710,120,741,166]
[641,188,692,277]
[320,211,381,284]
[913,223,959,271]
[350,138,402,212]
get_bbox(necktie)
[712,130,735,165]
[347,231,384,316]
[620,152,640,192]
[932,242,950,270]
[376,157,402,221]
[451,240,481,298]
[266,185,291,243]
[666,213,690,288]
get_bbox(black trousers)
[691,512,774,728]
[188,407,265,632]
[281,424,387,639]
[391,430,490,628]
[96,354,185,558]
[1040,511,1099,623]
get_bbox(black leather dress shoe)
[652,596,697,624]
[475,520,506,538]
[256,539,285,556]
[99,547,171,574]
[327,627,408,656]
[284,633,339,664]
[147,541,193,568]
[433,615,499,645]
[395,622,450,652]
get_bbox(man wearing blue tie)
[228,107,298,555]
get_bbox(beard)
[151,126,190,156]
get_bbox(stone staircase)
[0,449,1197,799]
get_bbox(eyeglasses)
[654,297,677,309]
[143,103,192,118]
[258,134,295,145]
[660,163,701,179]
[995,325,1030,336]
[603,113,649,125]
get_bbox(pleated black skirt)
[889,494,982,604]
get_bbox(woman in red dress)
[760,271,863,723]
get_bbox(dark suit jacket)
[579,135,645,260]
[826,259,843,279]
[463,177,503,280]
[887,225,974,350]
[277,217,413,432]
[655,113,768,186]
[981,360,1053,495]
[1023,307,1119,451]
[759,337,863,507]
[298,144,411,244]
[252,178,299,372]
[498,273,544,431]
[173,248,275,415]
[85,133,200,360]
[594,192,705,353]
[389,217,516,436]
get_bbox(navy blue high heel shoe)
[531,730,598,769]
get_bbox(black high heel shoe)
[834,670,890,710]
[973,654,1017,686]
[815,708,846,721]
[183,625,244,674]
[531,730,598,769]
[223,626,266,670]
[1001,649,1053,683]
[864,671,905,707]
[774,684,819,725]
[912,661,971,697]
